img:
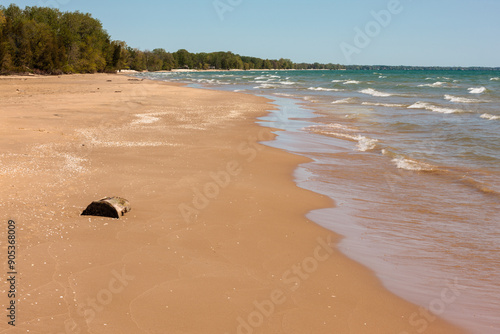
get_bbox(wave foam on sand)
[308,123,378,152]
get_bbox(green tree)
[263,59,273,69]
[174,49,193,68]
[0,7,6,33]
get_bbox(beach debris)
[81,197,131,219]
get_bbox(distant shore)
[0,74,466,333]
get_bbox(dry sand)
[0,74,466,333]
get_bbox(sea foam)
[468,87,487,94]
[308,124,378,152]
[332,97,356,104]
[254,84,277,89]
[408,102,460,114]
[444,95,481,103]
[308,87,343,92]
[480,113,500,120]
[321,132,377,151]
[391,157,435,171]
[418,81,447,88]
[359,88,392,97]
[362,102,407,108]
[357,136,379,151]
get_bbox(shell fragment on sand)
[81,197,131,219]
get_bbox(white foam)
[344,80,361,85]
[359,88,392,97]
[418,81,446,88]
[321,123,359,132]
[480,113,500,120]
[308,87,343,92]
[254,84,277,89]
[362,102,406,108]
[444,95,481,103]
[379,76,387,79]
[280,81,296,85]
[321,131,358,140]
[303,96,319,102]
[197,79,216,83]
[331,79,345,83]
[318,131,377,151]
[408,102,460,114]
[357,136,378,151]
[468,87,487,94]
[392,157,435,171]
[332,97,355,104]
[490,77,500,81]
[309,124,377,152]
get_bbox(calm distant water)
[135,70,500,334]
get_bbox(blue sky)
[4,0,500,67]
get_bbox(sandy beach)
[0,74,466,334]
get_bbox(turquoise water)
[137,70,500,180]
[135,70,500,333]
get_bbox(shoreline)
[0,74,466,333]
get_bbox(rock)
[81,197,131,219]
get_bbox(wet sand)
[0,74,466,333]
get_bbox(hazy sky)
[4,0,500,67]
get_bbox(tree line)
[2,5,497,75]
[0,5,119,74]
[0,5,346,74]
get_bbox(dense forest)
[1,5,498,75]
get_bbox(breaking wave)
[418,81,447,88]
[308,87,343,92]
[332,97,356,104]
[359,88,392,97]
[362,102,407,108]
[444,95,482,103]
[408,102,460,114]
[468,87,487,94]
[480,113,500,121]
[308,124,378,152]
